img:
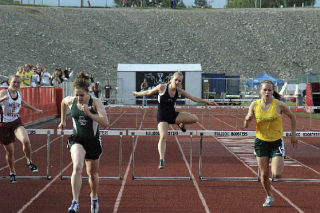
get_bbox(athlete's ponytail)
[73,71,91,92]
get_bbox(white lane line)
[197,122,304,213]
[17,162,72,213]
[298,139,320,151]
[112,109,147,213]
[174,134,211,213]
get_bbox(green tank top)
[71,97,99,138]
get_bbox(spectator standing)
[140,78,149,106]
[104,81,112,105]
[41,67,52,86]
[64,67,74,80]
[31,67,40,87]
[23,64,33,86]
[92,81,101,98]
[52,68,64,85]
[16,66,26,87]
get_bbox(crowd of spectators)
[0,64,75,87]
[0,64,113,103]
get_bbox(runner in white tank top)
[0,89,22,123]
[0,75,43,183]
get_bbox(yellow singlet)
[254,99,283,141]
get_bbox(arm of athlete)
[22,100,43,114]
[244,101,255,129]
[178,88,218,105]
[82,98,109,128]
[279,101,298,148]
[58,96,73,129]
[0,90,9,103]
[133,84,162,97]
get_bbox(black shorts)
[157,111,179,124]
[254,138,285,158]
[67,135,102,160]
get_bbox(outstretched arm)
[179,89,218,105]
[243,101,255,129]
[133,84,162,97]
[22,100,43,114]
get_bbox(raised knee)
[192,115,199,123]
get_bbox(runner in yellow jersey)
[244,80,297,207]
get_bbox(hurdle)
[0,129,54,181]
[128,130,196,180]
[198,130,320,182]
[57,129,126,180]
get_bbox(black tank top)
[157,84,178,116]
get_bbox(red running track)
[0,107,319,212]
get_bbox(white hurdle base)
[0,129,54,181]
[57,129,126,180]
[129,130,196,180]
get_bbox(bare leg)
[175,112,198,129]
[271,156,284,178]
[157,122,168,160]
[85,159,100,199]
[14,126,32,163]
[70,144,86,201]
[257,156,272,196]
[3,143,15,174]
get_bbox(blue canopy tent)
[245,73,284,88]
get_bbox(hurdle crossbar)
[128,130,196,180]
[0,129,54,181]
[57,129,126,180]
[198,130,320,182]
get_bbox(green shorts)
[254,138,285,158]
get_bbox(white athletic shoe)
[91,198,99,213]
[262,196,274,207]
[68,200,79,213]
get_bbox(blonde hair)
[168,71,183,89]
[8,75,21,83]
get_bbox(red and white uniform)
[0,89,22,123]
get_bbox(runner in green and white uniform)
[68,97,102,160]
[58,71,109,213]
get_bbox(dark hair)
[73,71,91,92]
[259,80,281,100]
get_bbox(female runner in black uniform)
[133,71,217,168]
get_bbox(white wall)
[117,64,202,105]
[117,71,136,104]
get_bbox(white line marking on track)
[173,134,211,213]
[197,122,305,213]
[17,162,72,213]
[112,110,147,213]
